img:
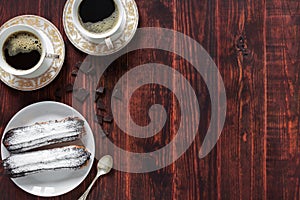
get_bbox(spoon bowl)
[97,155,113,175]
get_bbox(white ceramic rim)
[72,0,125,39]
[0,101,95,197]
[0,24,47,76]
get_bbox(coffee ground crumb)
[75,62,83,69]
[100,130,109,137]
[103,115,113,123]
[96,100,105,110]
[71,69,78,77]
[112,88,122,100]
[96,86,105,94]
[55,88,63,99]
[65,84,74,93]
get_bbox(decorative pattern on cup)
[104,37,114,49]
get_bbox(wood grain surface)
[0,0,299,199]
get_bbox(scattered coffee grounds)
[71,69,78,77]
[103,130,110,136]
[94,113,103,123]
[96,86,105,94]
[55,88,63,99]
[75,61,83,69]
[96,114,103,125]
[65,84,74,93]
[112,88,122,100]
[74,88,90,102]
[96,100,105,110]
[99,117,103,125]
[103,115,113,123]
[94,93,100,102]
[95,86,105,102]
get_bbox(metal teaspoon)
[78,155,113,200]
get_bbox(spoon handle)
[78,174,100,200]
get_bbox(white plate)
[1,101,95,197]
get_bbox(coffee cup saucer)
[63,0,139,56]
[0,15,65,91]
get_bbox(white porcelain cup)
[72,0,126,49]
[0,24,59,77]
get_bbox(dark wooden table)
[0,0,299,199]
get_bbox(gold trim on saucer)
[63,0,139,56]
[0,15,65,91]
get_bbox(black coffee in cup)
[3,31,42,70]
[78,0,119,33]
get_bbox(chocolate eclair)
[3,145,91,178]
[3,117,85,153]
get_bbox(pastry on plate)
[3,117,85,153]
[3,145,91,178]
